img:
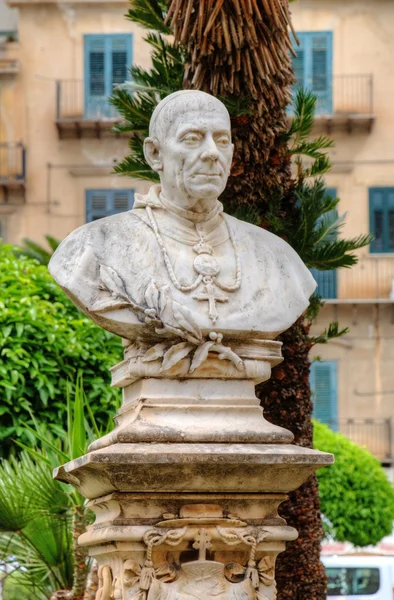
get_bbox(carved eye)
[182,132,202,144]
[216,136,230,146]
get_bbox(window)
[310,361,337,428]
[86,189,134,222]
[291,31,333,115]
[326,567,380,596]
[84,34,132,119]
[369,188,394,253]
[310,188,337,298]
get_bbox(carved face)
[156,104,233,206]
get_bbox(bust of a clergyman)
[49,91,316,368]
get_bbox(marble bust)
[50,91,333,600]
[49,90,316,380]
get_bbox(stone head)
[143,90,234,208]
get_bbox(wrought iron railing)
[0,57,18,74]
[290,74,374,117]
[324,418,392,463]
[56,79,120,121]
[311,269,337,299]
[0,142,26,181]
[313,256,394,301]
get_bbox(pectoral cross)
[193,282,228,324]
[193,529,212,561]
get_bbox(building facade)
[291,0,394,464]
[1,0,393,461]
[0,0,151,243]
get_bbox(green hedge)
[314,420,394,547]
[0,244,122,456]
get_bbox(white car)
[323,555,394,599]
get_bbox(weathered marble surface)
[49,91,332,600]
[49,91,315,355]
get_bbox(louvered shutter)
[86,189,134,223]
[310,188,337,298]
[293,34,305,93]
[113,190,132,212]
[387,190,394,252]
[85,36,106,118]
[84,34,132,119]
[86,190,110,222]
[291,32,332,115]
[369,188,394,253]
[111,36,129,86]
[311,33,332,114]
[310,361,338,428]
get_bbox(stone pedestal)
[48,89,334,600]
[55,351,333,600]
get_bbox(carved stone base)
[89,378,293,451]
[80,496,298,600]
[53,368,333,599]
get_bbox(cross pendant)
[192,529,212,561]
[193,282,228,324]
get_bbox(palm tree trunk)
[71,505,89,600]
[83,561,99,600]
[166,1,327,598]
[260,319,327,599]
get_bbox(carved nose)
[201,148,219,161]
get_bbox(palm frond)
[303,155,332,178]
[306,236,373,270]
[287,89,317,143]
[0,453,70,533]
[311,322,349,345]
[44,235,61,252]
[126,0,169,34]
[114,156,159,182]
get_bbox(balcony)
[0,57,19,75]
[315,256,394,302]
[0,38,20,76]
[290,74,375,134]
[325,419,392,464]
[55,79,123,139]
[0,142,26,203]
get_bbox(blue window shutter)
[110,35,132,87]
[110,190,134,215]
[84,34,132,119]
[370,188,394,253]
[310,188,337,298]
[86,189,134,223]
[291,31,333,115]
[293,33,305,92]
[86,36,105,97]
[310,361,338,428]
[311,33,333,114]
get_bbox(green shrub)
[0,244,122,456]
[314,420,394,547]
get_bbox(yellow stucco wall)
[1,0,152,242]
[292,0,394,455]
[292,0,394,297]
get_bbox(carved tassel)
[246,564,260,589]
[139,562,156,591]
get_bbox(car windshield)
[326,567,380,596]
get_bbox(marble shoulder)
[49,210,153,287]
[226,213,288,250]
[226,213,317,295]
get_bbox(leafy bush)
[314,420,394,547]
[0,244,122,456]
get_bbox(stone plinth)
[55,365,333,600]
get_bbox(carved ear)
[144,137,163,172]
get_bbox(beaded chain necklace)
[145,205,242,323]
